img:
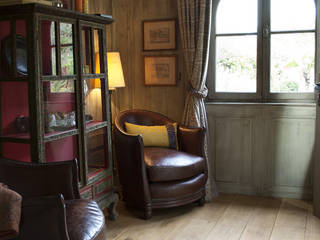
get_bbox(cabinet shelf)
[44,128,79,142]
[0,77,29,82]
[0,133,30,143]
[0,128,79,143]
[83,74,105,80]
[86,121,108,133]
[42,75,77,81]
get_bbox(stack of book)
[0,0,52,7]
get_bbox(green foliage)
[217,49,256,79]
[280,81,299,92]
[286,61,298,68]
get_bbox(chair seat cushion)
[65,200,106,240]
[144,147,205,182]
[150,173,207,200]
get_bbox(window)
[209,0,317,101]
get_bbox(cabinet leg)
[143,205,152,220]
[198,190,206,206]
[107,193,119,221]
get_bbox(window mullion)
[259,0,270,101]
[316,0,320,85]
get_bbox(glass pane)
[81,27,92,74]
[60,23,74,75]
[1,82,29,137]
[87,128,108,168]
[2,143,30,162]
[270,33,315,93]
[61,46,74,75]
[43,80,77,134]
[94,29,103,74]
[45,135,78,162]
[0,21,10,78]
[271,0,315,32]
[216,0,257,34]
[60,23,73,45]
[85,79,104,127]
[15,20,28,76]
[216,35,257,93]
[41,20,56,76]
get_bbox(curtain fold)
[177,0,217,200]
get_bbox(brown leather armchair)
[114,109,207,219]
[0,158,106,240]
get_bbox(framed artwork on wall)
[143,19,176,51]
[144,55,177,86]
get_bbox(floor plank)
[165,194,235,240]
[105,194,320,240]
[305,205,320,240]
[204,195,261,240]
[239,198,281,240]
[269,199,308,240]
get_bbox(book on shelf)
[0,0,52,7]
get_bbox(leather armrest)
[19,195,69,240]
[178,126,205,157]
[114,127,151,208]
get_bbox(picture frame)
[143,19,177,51]
[144,55,177,86]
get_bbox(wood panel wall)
[206,103,316,200]
[90,0,186,122]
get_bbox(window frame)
[208,0,319,103]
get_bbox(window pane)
[270,33,314,93]
[50,79,74,93]
[61,46,74,75]
[271,0,315,31]
[216,35,257,93]
[84,78,103,126]
[43,80,77,134]
[216,0,257,34]
[81,27,92,74]
[87,128,108,168]
[60,23,73,45]
[41,20,56,76]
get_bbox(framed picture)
[143,19,176,51]
[144,55,177,86]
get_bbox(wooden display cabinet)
[0,3,118,219]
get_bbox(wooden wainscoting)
[206,103,316,199]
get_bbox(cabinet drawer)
[80,185,93,200]
[95,176,112,197]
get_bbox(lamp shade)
[93,52,125,90]
[107,52,125,90]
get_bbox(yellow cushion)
[125,122,177,149]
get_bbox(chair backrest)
[0,158,80,200]
[115,109,176,133]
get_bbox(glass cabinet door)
[40,18,79,163]
[81,24,109,176]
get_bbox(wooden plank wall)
[90,0,186,122]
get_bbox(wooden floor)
[105,194,320,240]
